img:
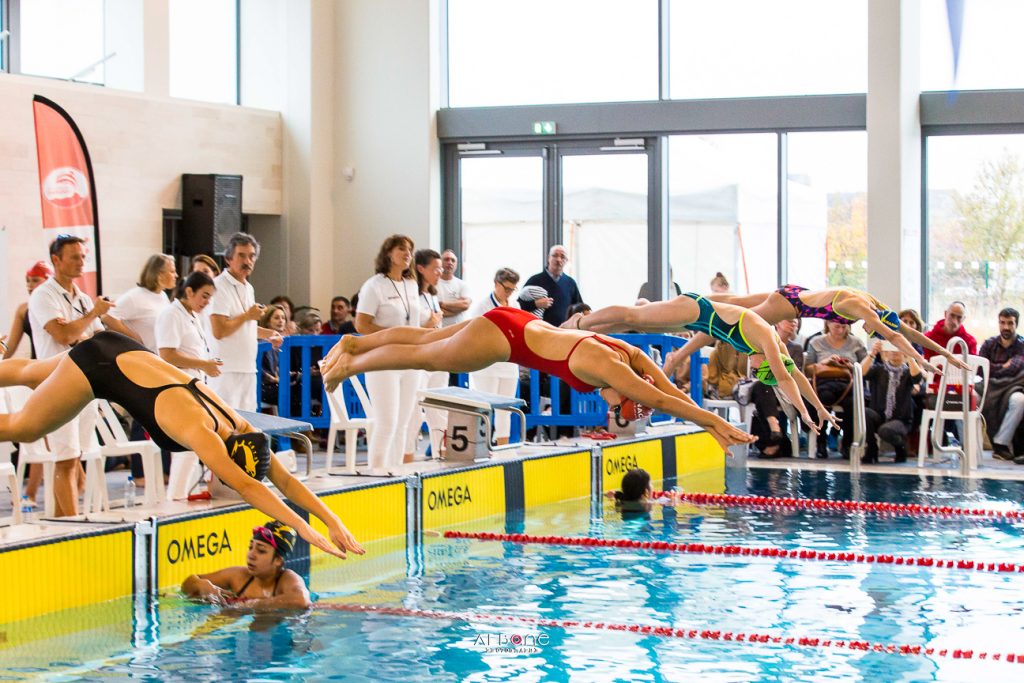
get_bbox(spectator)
[190,254,220,279]
[923,301,977,360]
[208,233,283,411]
[4,261,52,360]
[899,308,926,354]
[979,307,1024,462]
[404,249,447,461]
[4,260,53,508]
[258,305,292,413]
[566,302,592,319]
[804,320,867,459]
[270,295,299,336]
[519,244,582,327]
[28,234,136,516]
[156,271,222,381]
[468,267,522,446]
[663,345,693,394]
[111,254,176,353]
[321,296,356,335]
[709,272,730,293]
[749,320,805,459]
[355,235,422,474]
[636,268,683,301]
[776,318,804,369]
[859,340,924,463]
[293,307,323,335]
[291,307,324,417]
[706,342,748,400]
[437,249,472,327]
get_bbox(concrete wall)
[0,73,282,324]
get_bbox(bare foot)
[323,352,353,393]
[341,334,359,354]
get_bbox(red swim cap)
[26,261,52,279]
[615,374,656,421]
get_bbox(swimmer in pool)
[182,521,311,609]
[319,307,757,453]
[0,331,362,559]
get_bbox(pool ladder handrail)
[930,337,972,476]
[848,361,866,474]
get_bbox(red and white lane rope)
[444,531,1024,575]
[317,602,1024,664]
[660,492,1023,521]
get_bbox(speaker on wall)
[180,174,243,257]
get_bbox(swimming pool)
[4,469,1024,682]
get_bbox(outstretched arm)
[754,343,821,434]
[663,332,715,376]
[267,456,364,558]
[898,324,970,371]
[861,315,943,374]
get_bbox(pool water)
[6,469,1024,682]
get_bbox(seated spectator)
[899,308,926,353]
[804,321,867,459]
[566,302,591,318]
[705,341,748,400]
[182,521,310,609]
[291,307,324,416]
[293,307,323,335]
[860,340,924,463]
[259,305,293,412]
[321,296,356,335]
[923,300,977,360]
[270,295,299,336]
[979,307,1024,462]
[749,319,804,458]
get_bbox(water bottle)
[124,476,137,509]
[19,496,33,523]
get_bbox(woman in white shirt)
[403,249,446,462]
[113,254,176,352]
[355,235,421,475]
[468,267,522,445]
[155,271,223,382]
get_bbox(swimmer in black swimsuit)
[0,331,362,560]
[183,521,311,609]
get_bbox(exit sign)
[532,121,556,135]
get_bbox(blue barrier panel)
[260,332,694,433]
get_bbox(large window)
[169,0,238,104]
[920,0,1024,92]
[786,131,868,292]
[925,134,1024,339]
[459,156,544,303]
[447,0,658,107]
[19,0,105,83]
[669,0,867,99]
[562,152,649,309]
[668,134,777,295]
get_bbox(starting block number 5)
[444,412,490,462]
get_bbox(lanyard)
[389,277,411,324]
[61,291,87,319]
[422,293,438,313]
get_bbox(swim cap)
[869,310,902,339]
[754,356,797,386]
[26,261,53,279]
[220,432,271,486]
[252,520,296,557]
[614,374,656,421]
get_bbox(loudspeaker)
[180,174,243,257]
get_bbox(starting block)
[418,387,527,464]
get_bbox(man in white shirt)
[28,234,138,516]
[208,233,283,411]
[436,249,472,328]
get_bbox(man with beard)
[979,308,1024,462]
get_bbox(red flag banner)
[32,95,101,296]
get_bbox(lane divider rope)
[316,602,1024,664]
[660,492,1022,521]
[444,531,1024,575]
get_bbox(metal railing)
[930,338,973,476]
[848,361,866,474]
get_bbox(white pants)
[6,386,51,460]
[48,400,100,461]
[365,369,421,470]
[208,372,257,412]
[994,392,1024,446]
[404,370,449,457]
[470,369,519,441]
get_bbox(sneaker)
[993,443,1015,461]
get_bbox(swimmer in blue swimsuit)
[0,331,363,559]
[573,294,839,434]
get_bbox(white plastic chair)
[86,400,165,512]
[5,386,58,518]
[0,463,21,524]
[917,354,990,469]
[325,376,373,475]
[166,451,203,501]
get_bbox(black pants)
[864,408,910,460]
[750,383,791,456]
[807,379,855,452]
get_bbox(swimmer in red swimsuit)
[320,306,757,452]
